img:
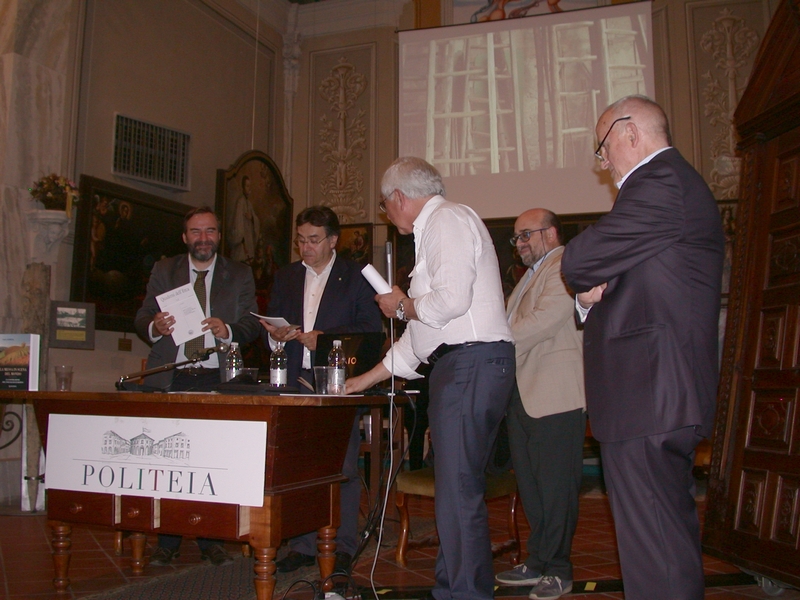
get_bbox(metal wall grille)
[113,115,191,190]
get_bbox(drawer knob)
[69,503,83,514]
[127,508,140,518]
[188,514,202,525]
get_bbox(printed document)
[156,283,206,346]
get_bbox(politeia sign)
[45,414,267,506]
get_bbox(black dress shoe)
[333,551,353,575]
[149,546,180,566]
[201,544,234,566]
[276,550,316,573]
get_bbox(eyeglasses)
[594,116,631,160]
[379,190,396,213]
[294,235,329,247]
[509,228,548,246]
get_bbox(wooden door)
[702,0,800,586]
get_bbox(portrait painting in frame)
[336,223,373,268]
[216,150,294,316]
[70,176,193,332]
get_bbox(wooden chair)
[394,466,521,567]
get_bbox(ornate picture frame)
[216,150,294,316]
[70,176,193,332]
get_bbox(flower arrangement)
[29,174,78,219]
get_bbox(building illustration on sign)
[102,429,191,460]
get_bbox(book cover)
[0,333,41,391]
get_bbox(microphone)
[385,241,393,287]
[191,341,230,360]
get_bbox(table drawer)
[159,499,240,539]
[48,489,117,526]
[119,496,156,530]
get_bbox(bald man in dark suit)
[561,95,724,600]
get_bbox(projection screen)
[398,1,654,218]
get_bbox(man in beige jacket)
[495,208,586,600]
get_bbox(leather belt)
[427,341,489,366]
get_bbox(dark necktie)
[184,270,207,360]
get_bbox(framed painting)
[216,150,293,316]
[70,176,193,332]
[336,223,372,268]
[49,301,95,350]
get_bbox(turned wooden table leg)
[253,546,277,600]
[317,525,337,591]
[49,520,72,593]
[129,532,146,574]
[113,531,124,556]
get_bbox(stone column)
[0,0,81,332]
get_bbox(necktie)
[184,270,208,360]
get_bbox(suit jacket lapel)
[508,247,564,318]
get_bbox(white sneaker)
[495,564,543,586]
[528,575,572,599]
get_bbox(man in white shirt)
[347,157,516,600]
[495,209,585,599]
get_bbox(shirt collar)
[530,245,561,273]
[617,146,671,189]
[412,194,447,234]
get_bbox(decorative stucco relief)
[310,47,374,224]
[699,8,759,198]
[688,1,768,199]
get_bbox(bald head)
[595,95,672,183]
[605,95,671,147]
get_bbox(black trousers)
[428,341,515,600]
[507,388,585,580]
[600,426,705,600]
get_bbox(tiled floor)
[0,482,798,599]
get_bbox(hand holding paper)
[156,283,206,346]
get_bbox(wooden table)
[0,390,392,600]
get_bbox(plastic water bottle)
[225,342,243,382]
[270,342,288,387]
[328,340,346,395]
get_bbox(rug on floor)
[81,517,433,600]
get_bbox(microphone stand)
[115,342,230,390]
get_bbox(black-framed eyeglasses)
[294,235,329,247]
[509,227,548,246]
[379,190,396,214]
[594,116,631,160]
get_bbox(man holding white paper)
[134,206,261,392]
[347,157,515,600]
[258,205,381,575]
[134,206,260,568]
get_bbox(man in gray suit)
[561,96,724,599]
[495,208,585,600]
[134,205,261,566]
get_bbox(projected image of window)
[399,3,653,178]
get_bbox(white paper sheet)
[156,283,206,346]
[361,264,392,294]
[250,312,299,329]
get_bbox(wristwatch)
[396,299,409,322]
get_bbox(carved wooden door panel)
[708,128,800,584]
